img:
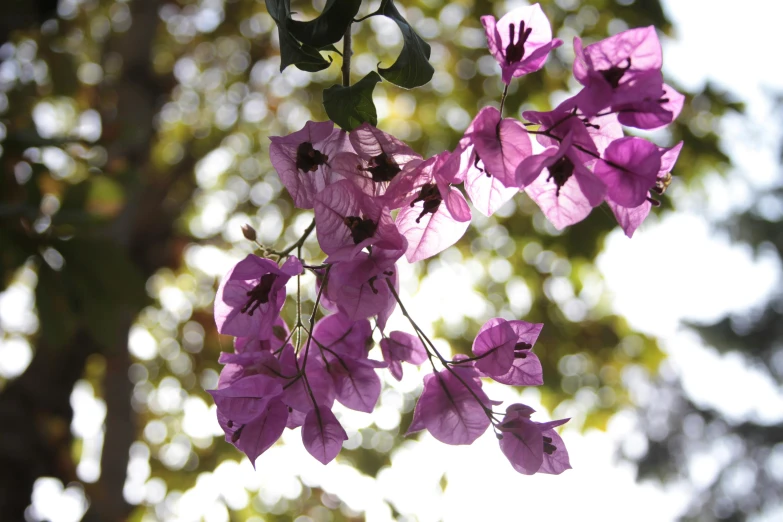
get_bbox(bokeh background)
[1,0,781,521]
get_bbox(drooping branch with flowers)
[209,1,683,477]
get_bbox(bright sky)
[5,0,783,521]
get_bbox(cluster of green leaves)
[267,0,433,130]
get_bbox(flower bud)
[241,224,257,241]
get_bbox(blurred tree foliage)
[632,99,783,521]
[0,0,746,521]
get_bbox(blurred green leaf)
[323,71,382,130]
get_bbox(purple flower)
[380,331,427,381]
[313,179,405,263]
[269,121,353,209]
[209,375,288,466]
[473,317,544,386]
[323,248,401,321]
[515,131,606,206]
[407,368,491,445]
[497,403,571,475]
[472,318,544,386]
[331,123,422,198]
[442,119,518,217]
[573,27,664,116]
[214,255,303,339]
[608,141,683,237]
[389,152,472,263]
[481,4,563,85]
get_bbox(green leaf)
[266,0,331,73]
[287,0,362,48]
[323,71,382,131]
[377,0,434,89]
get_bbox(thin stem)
[272,218,316,258]
[384,278,500,423]
[353,10,379,23]
[499,83,509,118]
[342,24,352,87]
[300,264,331,375]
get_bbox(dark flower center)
[543,435,557,455]
[230,423,245,443]
[364,151,401,182]
[514,341,532,359]
[296,141,329,172]
[547,155,575,196]
[600,58,632,89]
[505,22,532,64]
[410,183,442,223]
[241,273,278,316]
[343,216,378,244]
[473,151,489,177]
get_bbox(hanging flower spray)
[209,1,683,475]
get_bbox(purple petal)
[492,353,544,386]
[302,404,348,464]
[608,199,652,238]
[329,358,382,413]
[525,172,593,229]
[281,356,335,413]
[466,152,520,216]
[472,109,532,187]
[269,120,341,208]
[383,331,427,365]
[498,416,544,475]
[396,189,470,263]
[538,428,572,474]
[412,370,491,445]
[209,374,283,424]
[235,399,288,467]
[514,147,559,188]
[441,184,472,223]
[472,318,517,376]
[596,137,661,207]
[312,313,372,360]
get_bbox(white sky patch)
[599,212,781,336]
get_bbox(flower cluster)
[210,4,683,476]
